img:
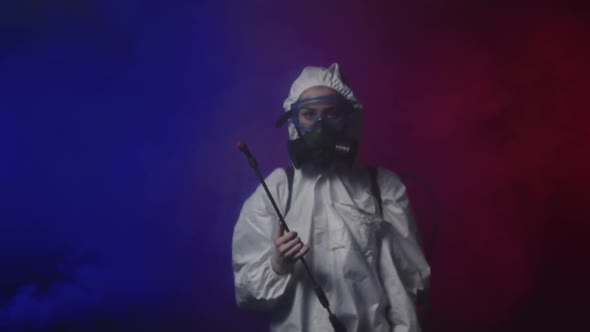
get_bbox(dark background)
[1,0,589,331]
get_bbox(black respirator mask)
[276,95,359,169]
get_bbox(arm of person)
[376,168,431,331]
[232,169,308,311]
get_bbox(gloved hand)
[271,221,310,274]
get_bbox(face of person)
[295,87,349,131]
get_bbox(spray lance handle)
[236,140,346,332]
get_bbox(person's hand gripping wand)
[237,141,347,332]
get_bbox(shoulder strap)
[368,167,383,218]
[284,166,295,217]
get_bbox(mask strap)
[275,111,292,128]
[291,95,348,108]
[295,126,304,138]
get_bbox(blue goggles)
[275,95,354,132]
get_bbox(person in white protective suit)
[232,63,431,332]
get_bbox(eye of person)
[300,109,318,121]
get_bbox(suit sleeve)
[376,168,431,331]
[232,169,295,311]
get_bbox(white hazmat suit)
[232,64,430,332]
